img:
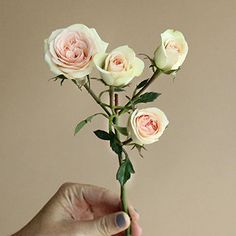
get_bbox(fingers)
[57,183,142,235]
[82,184,120,209]
[129,206,142,236]
[75,211,130,236]
[131,220,142,236]
[58,183,120,210]
[129,205,140,221]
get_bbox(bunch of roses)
[44,23,188,236]
[45,24,188,146]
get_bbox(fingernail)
[116,213,126,228]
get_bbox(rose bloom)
[44,24,108,83]
[128,107,169,145]
[93,45,144,87]
[154,29,188,73]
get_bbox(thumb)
[79,212,130,236]
[95,212,130,235]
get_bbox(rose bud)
[93,45,144,87]
[154,29,188,73]
[44,24,108,84]
[128,107,169,145]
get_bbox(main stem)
[111,91,130,236]
[78,81,130,234]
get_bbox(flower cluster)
[45,24,188,144]
[44,23,188,236]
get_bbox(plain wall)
[1,0,236,235]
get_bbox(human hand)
[12,183,142,236]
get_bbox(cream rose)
[154,29,188,73]
[93,45,144,87]
[128,107,169,145]
[44,24,108,83]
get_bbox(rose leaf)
[116,159,135,186]
[109,132,123,156]
[136,79,149,89]
[94,130,111,140]
[74,113,102,135]
[133,92,161,105]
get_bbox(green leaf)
[60,79,65,86]
[133,92,161,105]
[162,67,180,75]
[116,159,135,186]
[49,74,67,82]
[57,74,68,80]
[110,132,122,156]
[74,113,101,135]
[74,120,87,135]
[136,79,149,89]
[94,130,111,140]
[131,144,147,158]
[49,74,68,86]
[115,126,128,136]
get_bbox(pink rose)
[44,24,108,83]
[93,45,144,87]
[128,107,169,145]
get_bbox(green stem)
[121,184,131,236]
[109,86,115,114]
[118,69,161,116]
[134,68,161,98]
[83,83,111,116]
[111,91,131,236]
[121,184,128,212]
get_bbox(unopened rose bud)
[154,29,188,73]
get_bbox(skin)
[12,183,142,236]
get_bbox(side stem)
[84,83,111,116]
[118,69,161,116]
[134,68,161,98]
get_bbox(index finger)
[80,184,121,210]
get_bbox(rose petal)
[44,24,108,82]
[128,108,169,145]
[93,46,144,87]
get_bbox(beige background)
[1,0,236,235]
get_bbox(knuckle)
[58,182,74,192]
[97,217,110,236]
